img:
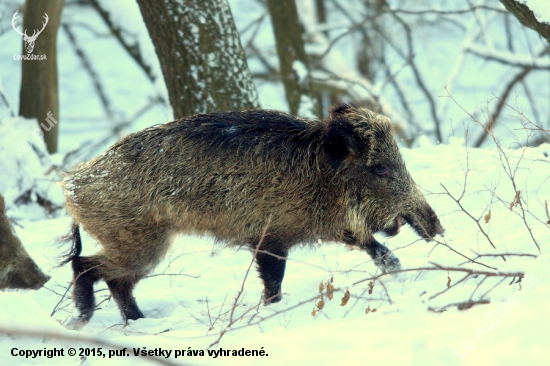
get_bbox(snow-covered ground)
[1,123,549,365]
[1,0,549,365]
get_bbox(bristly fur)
[58,222,82,267]
[59,103,444,324]
[0,193,50,289]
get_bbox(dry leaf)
[484,210,491,224]
[341,289,350,306]
[327,284,334,300]
[317,300,325,310]
[366,306,371,314]
[510,191,521,210]
[372,308,377,313]
[368,281,374,295]
[447,276,451,288]
[312,310,318,316]
[330,276,334,283]
[319,281,324,293]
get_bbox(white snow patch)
[292,60,308,84]
[522,0,550,23]
[297,94,316,118]
[3,139,548,365]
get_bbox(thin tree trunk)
[136,0,259,118]
[18,0,64,154]
[266,0,317,117]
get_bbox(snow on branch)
[465,43,550,69]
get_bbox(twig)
[63,23,114,118]
[86,0,157,83]
[474,68,532,147]
[353,263,524,286]
[440,183,496,249]
[208,216,272,348]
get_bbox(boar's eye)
[373,164,389,178]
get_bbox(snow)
[0,116,63,209]
[1,116,549,364]
[292,60,308,85]
[1,0,550,364]
[466,43,550,68]
[522,0,550,23]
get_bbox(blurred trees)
[17,0,64,154]
[266,0,317,116]
[3,0,549,153]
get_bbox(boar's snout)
[435,221,445,236]
[402,201,445,241]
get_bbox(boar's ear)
[329,103,352,119]
[323,119,362,170]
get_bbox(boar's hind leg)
[362,237,401,273]
[254,240,288,305]
[72,254,103,323]
[73,256,144,322]
[102,227,171,322]
[105,275,144,321]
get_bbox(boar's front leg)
[362,237,401,273]
[343,231,401,273]
[253,239,288,305]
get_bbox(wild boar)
[0,193,50,290]
[61,103,444,324]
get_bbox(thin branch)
[387,11,442,142]
[353,263,524,286]
[387,6,507,16]
[440,183,496,249]
[63,23,114,118]
[466,45,550,69]
[474,69,532,147]
[208,216,272,349]
[86,0,157,83]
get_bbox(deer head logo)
[12,11,49,54]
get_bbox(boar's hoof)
[365,240,402,273]
[263,284,282,305]
[374,252,402,273]
[122,307,145,322]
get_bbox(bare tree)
[136,0,259,118]
[17,0,65,154]
[266,0,317,116]
[500,0,550,44]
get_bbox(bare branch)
[353,263,524,287]
[466,44,550,69]
[440,183,496,249]
[86,0,157,83]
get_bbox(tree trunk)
[18,0,64,154]
[266,0,317,117]
[500,0,550,44]
[136,0,259,118]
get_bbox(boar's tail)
[58,222,82,266]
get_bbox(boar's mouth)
[381,215,406,237]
